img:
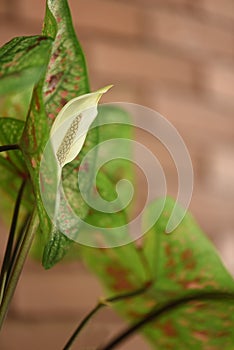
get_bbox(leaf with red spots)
[80,197,234,349]
[0,88,33,121]
[0,36,53,96]
[138,197,234,349]
[143,197,234,293]
[42,0,89,116]
[19,0,93,267]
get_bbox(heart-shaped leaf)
[80,197,234,349]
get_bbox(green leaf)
[0,88,33,120]
[42,127,98,269]
[96,105,134,185]
[0,36,53,96]
[42,0,90,116]
[138,197,234,348]
[143,198,234,288]
[80,197,234,349]
[41,104,133,267]
[42,227,72,269]
[80,170,148,292]
[0,117,25,171]
[21,0,91,268]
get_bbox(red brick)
[91,76,140,103]
[0,18,41,46]
[213,229,234,276]
[204,145,234,197]
[13,0,44,23]
[1,319,76,350]
[1,316,150,350]
[190,190,234,242]
[201,0,234,21]
[70,0,141,37]
[148,89,234,148]
[125,0,195,7]
[204,62,234,99]
[0,1,7,16]
[146,8,234,59]
[13,261,103,316]
[86,41,195,87]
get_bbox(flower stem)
[0,209,39,329]
[0,144,20,152]
[0,179,26,304]
[98,290,234,350]
[63,282,152,350]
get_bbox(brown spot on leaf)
[31,158,37,168]
[34,91,40,111]
[51,49,60,63]
[61,90,68,98]
[60,98,67,107]
[181,249,196,270]
[159,320,177,337]
[165,244,172,257]
[127,310,145,320]
[26,36,48,52]
[166,257,176,268]
[46,72,63,95]
[192,330,209,342]
[179,278,203,290]
[216,330,230,337]
[145,299,157,308]
[181,249,193,260]
[37,36,48,43]
[190,301,206,310]
[106,265,134,292]
[185,261,196,269]
[48,113,55,120]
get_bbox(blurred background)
[0,0,234,349]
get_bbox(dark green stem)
[99,290,234,350]
[6,213,32,287]
[63,282,152,350]
[0,209,39,329]
[0,144,20,152]
[0,179,26,304]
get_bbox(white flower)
[40,85,112,225]
[50,85,112,168]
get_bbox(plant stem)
[99,290,234,350]
[63,282,152,350]
[0,209,39,329]
[0,144,20,152]
[9,213,32,277]
[0,179,26,304]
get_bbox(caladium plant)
[0,1,234,349]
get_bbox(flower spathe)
[50,85,112,168]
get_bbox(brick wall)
[0,0,234,349]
